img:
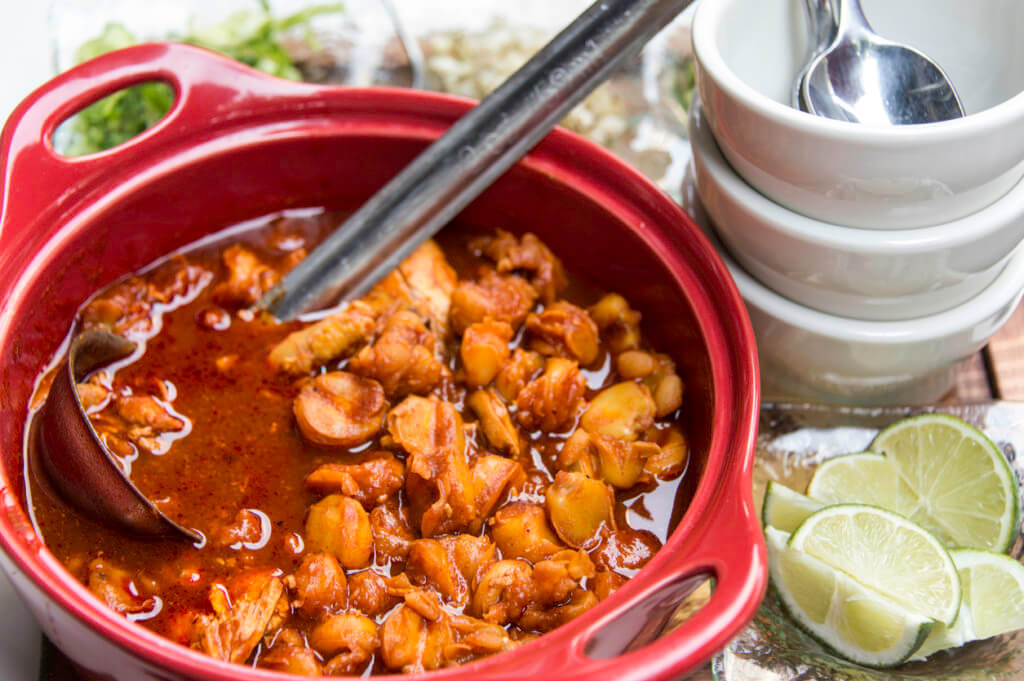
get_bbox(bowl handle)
[0,42,321,236]
[468,468,767,681]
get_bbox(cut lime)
[766,527,934,667]
[913,548,1024,659]
[806,452,919,519]
[790,504,961,626]
[914,548,1024,659]
[957,548,1024,638]
[762,481,822,534]
[911,609,968,660]
[869,414,1019,553]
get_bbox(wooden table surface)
[950,299,1024,402]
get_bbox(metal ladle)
[798,0,964,124]
[39,0,695,540]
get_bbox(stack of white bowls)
[688,0,1024,405]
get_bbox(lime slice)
[765,527,934,667]
[762,481,822,534]
[790,504,961,626]
[870,414,1019,553]
[807,452,919,519]
[914,548,1024,659]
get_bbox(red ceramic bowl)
[0,44,763,681]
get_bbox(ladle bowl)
[37,329,200,541]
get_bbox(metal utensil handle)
[808,0,839,47]
[792,0,837,108]
[838,0,874,33]
[261,0,694,320]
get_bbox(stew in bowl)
[27,215,693,675]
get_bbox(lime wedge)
[914,548,1024,659]
[762,481,822,534]
[957,549,1024,638]
[766,527,934,667]
[911,608,968,660]
[790,504,961,626]
[869,414,1019,553]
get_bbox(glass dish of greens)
[49,0,400,156]
[49,0,697,196]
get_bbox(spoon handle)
[792,0,838,108]
[806,0,838,49]
[836,0,873,33]
[260,0,693,320]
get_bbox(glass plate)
[716,401,1024,681]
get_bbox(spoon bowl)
[800,0,964,124]
[37,329,201,541]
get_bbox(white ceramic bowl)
[680,173,1024,406]
[688,96,1024,321]
[691,0,1024,229]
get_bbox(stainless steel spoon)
[41,0,696,539]
[799,0,964,124]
